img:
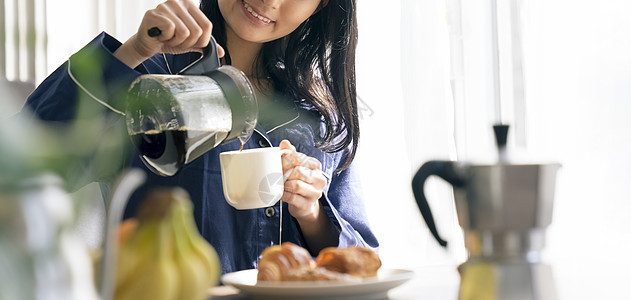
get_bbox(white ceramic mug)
[219,147,291,210]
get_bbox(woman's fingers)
[278,139,326,219]
[183,0,224,57]
[133,11,172,58]
[281,180,323,219]
[168,1,205,50]
[285,166,326,188]
[283,179,322,201]
[156,3,189,47]
[279,141,325,191]
[281,164,327,212]
[186,0,213,49]
[282,151,322,172]
[279,139,297,153]
[140,0,217,55]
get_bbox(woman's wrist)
[113,34,150,69]
[297,203,340,255]
[295,206,322,233]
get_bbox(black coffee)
[130,129,187,176]
[131,129,228,176]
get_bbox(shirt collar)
[256,92,301,134]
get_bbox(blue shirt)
[23,32,379,274]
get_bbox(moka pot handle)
[411,160,465,248]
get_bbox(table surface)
[207,260,631,300]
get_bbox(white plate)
[220,268,415,300]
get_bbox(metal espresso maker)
[412,125,561,300]
[125,36,258,177]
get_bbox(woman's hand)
[279,140,326,221]
[114,0,225,68]
[279,140,338,253]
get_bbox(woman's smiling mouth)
[242,1,273,24]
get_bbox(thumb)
[279,139,296,152]
[217,44,226,58]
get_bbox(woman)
[23,0,378,274]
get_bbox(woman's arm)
[279,139,342,255]
[294,198,341,254]
[24,33,145,122]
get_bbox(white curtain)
[520,0,631,286]
[46,0,164,74]
[356,0,631,286]
[356,0,466,269]
[514,1,631,297]
[0,0,162,86]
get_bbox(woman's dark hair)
[201,0,359,172]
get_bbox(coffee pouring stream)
[411,124,561,300]
[125,33,258,177]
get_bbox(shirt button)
[265,207,275,217]
[259,140,268,148]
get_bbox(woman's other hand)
[114,0,225,68]
[279,139,326,221]
[279,140,338,253]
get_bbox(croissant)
[315,246,382,278]
[256,242,315,281]
[257,243,382,282]
[283,266,355,282]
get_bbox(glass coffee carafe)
[125,37,258,177]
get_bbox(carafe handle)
[411,160,464,248]
[179,36,221,75]
[146,27,221,75]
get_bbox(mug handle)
[411,160,465,248]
